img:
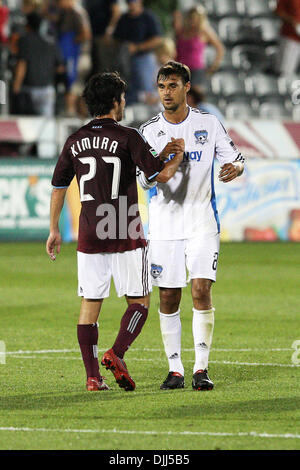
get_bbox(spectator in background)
[114,0,162,104]
[9,0,43,58]
[56,0,91,116]
[174,5,224,87]
[155,37,176,67]
[0,0,9,79]
[12,12,64,116]
[275,0,300,76]
[143,0,180,35]
[0,0,9,44]
[187,86,225,123]
[84,0,120,75]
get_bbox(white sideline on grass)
[5,348,300,368]
[6,347,293,355]
[0,427,299,440]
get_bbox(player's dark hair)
[157,60,191,85]
[83,72,127,117]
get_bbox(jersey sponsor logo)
[151,263,163,279]
[183,151,202,162]
[165,151,202,163]
[195,129,208,145]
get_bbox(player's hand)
[159,138,185,161]
[46,231,62,261]
[219,163,240,183]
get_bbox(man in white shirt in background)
[138,61,245,391]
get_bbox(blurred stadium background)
[0,0,300,244]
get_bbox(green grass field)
[0,242,299,451]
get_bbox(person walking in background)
[56,0,91,116]
[174,5,224,87]
[275,0,300,76]
[113,0,163,104]
[12,12,64,116]
[84,0,120,75]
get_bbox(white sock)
[192,308,215,373]
[159,309,184,376]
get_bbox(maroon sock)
[77,323,100,380]
[112,304,148,359]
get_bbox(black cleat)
[192,369,214,391]
[160,372,184,390]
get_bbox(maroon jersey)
[52,118,164,253]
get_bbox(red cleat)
[101,348,135,391]
[86,376,109,391]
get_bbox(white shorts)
[77,246,151,299]
[149,233,220,288]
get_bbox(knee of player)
[191,280,212,304]
[159,287,181,312]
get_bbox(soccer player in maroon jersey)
[46,72,185,391]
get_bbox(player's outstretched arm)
[46,187,67,261]
[156,138,185,183]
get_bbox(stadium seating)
[258,98,292,119]
[241,0,277,18]
[211,71,246,98]
[209,0,243,18]
[244,73,280,98]
[231,45,269,72]
[202,0,300,121]
[251,17,281,43]
[224,101,257,119]
[218,18,257,45]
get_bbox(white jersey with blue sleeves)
[139,106,244,240]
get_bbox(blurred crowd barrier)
[0,114,300,242]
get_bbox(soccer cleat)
[192,369,214,391]
[101,348,135,391]
[86,376,109,391]
[160,372,185,390]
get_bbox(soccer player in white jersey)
[137,61,245,390]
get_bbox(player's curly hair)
[82,72,127,117]
[157,61,191,85]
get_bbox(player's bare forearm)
[156,138,185,183]
[49,187,67,231]
[13,60,27,93]
[46,188,67,260]
[155,152,184,183]
[219,162,244,183]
